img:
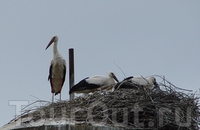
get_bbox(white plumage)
[45,35,66,103]
[69,72,119,94]
[115,76,159,90]
[128,76,157,88]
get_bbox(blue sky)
[0,0,200,127]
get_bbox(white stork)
[115,76,159,90]
[69,72,119,94]
[45,35,66,102]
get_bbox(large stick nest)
[11,76,200,130]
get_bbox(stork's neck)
[53,42,59,54]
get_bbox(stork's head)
[45,35,58,50]
[108,72,119,83]
[148,76,159,87]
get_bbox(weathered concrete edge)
[12,124,129,130]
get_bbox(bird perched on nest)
[69,72,119,94]
[45,35,66,103]
[114,76,159,90]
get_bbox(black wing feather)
[48,64,53,88]
[61,64,66,87]
[123,76,133,81]
[55,64,66,95]
[69,77,101,94]
[69,77,88,94]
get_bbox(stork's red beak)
[45,37,55,50]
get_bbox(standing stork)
[45,35,66,103]
[69,72,119,94]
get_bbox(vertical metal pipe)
[69,48,74,100]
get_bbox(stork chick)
[115,76,159,90]
[69,72,119,94]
